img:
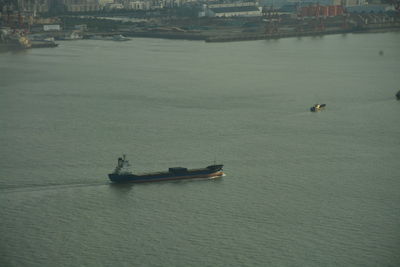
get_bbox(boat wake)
[0,181,109,194]
[208,173,226,179]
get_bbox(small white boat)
[112,35,131,41]
[62,31,83,40]
[310,104,326,112]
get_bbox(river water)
[1,32,399,266]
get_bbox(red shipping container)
[328,5,336,16]
[321,6,329,17]
[337,6,344,15]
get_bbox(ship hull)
[108,168,224,183]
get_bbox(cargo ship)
[1,28,31,50]
[108,155,224,183]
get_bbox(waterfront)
[1,32,400,266]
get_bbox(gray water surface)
[1,33,399,266]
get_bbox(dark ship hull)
[109,165,224,183]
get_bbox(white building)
[343,0,367,6]
[17,0,50,13]
[64,0,100,12]
[104,3,124,10]
[98,0,114,8]
[202,2,263,17]
[126,1,151,10]
[43,24,61,31]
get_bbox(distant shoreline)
[97,25,400,43]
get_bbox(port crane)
[263,5,280,34]
[314,3,325,32]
